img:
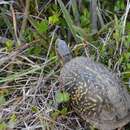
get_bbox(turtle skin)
[56,39,130,130]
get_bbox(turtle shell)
[59,56,130,129]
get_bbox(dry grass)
[0,0,130,130]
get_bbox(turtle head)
[55,39,72,63]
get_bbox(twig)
[10,4,21,45]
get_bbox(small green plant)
[114,0,125,11]
[55,91,70,103]
[49,15,60,25]
[0,122,7,130]
[5,40,13,52]
[0,96,6,105]
[31,106,38,113]
[80,9,90,28]
[8,114,17,129]
[36,20,48,33]
[51,107,68,120]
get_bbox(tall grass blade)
[57,0,78,42]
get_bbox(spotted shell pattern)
[60,57,130,129]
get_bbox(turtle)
[55,39,130,130]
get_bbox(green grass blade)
[57,0,78,42]
[0,57,56,83]
[71,0,80,25]
[0,8,13,36]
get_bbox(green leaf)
[31,106,38,113]
[127,35,130,43]
[55,91,70,103]
[28,45,42,56]
[60,107,68,115]
[127,63,130,69]
[120,1,125,10]
[80,9,90,27]
[23,28,33,42]
[0,122,7,130]
[114,0,125,11]
[0,96,6,105]
[5,40,13,52]
[51,110,60,119]
[51,108,68,120]
[124,52,130,60]
[10,114,17,122]
[49,15,59,25]
[8,114,17,129]
[36,20,48,33]
[127,22,130,30]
